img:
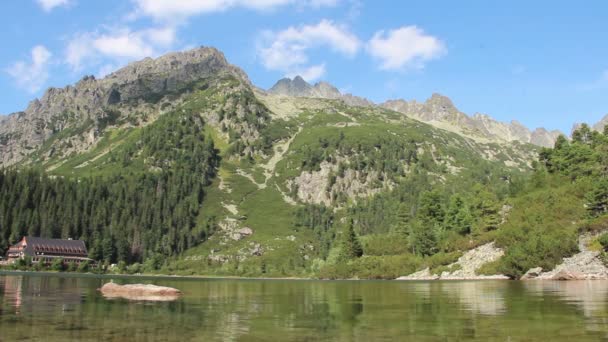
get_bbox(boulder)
[551,270,586,281]
[521,267,543,280]
[100,283,182,301]
[238,227,253,236]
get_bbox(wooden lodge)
[6,237,92,265]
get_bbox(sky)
[1,0,608,133]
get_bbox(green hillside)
[3,56,605,279]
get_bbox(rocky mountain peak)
[268,76,314,97]
[267,76,373,107]
[313,81,341,99]
[381,94,564,148]
[427,93,456,111]
[0,46,251,166]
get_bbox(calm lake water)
[1,273,608,341]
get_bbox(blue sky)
[1,0,608,133]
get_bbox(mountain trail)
[261,126,302,184]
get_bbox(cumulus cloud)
[65,26,176,71]
[131,0,339,21]
[36,0,70,12]
[257,19,360,81]
[6,45,52,93]
[367,26,445,70]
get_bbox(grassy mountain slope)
[11,49,601,279]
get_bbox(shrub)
[77,261,90,273]
[51,258,65,272]
[362,234,410,256]
[598,233,608,251]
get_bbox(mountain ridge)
[267,76,566,147]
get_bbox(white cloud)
[36,0,70,12]
[131,0,339,21]
[285,64,326,82]
[306,0,340,8]
[6,45,52,93]
[367,26,445,70]
[93,31,156,59]
[65,26,176,71]
[257,19,360,80]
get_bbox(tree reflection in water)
[0,274,608,341]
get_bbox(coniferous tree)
[586,179,608,217]
[339,220,363,261]
[444,195,473,235]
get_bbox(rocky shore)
[397,232,608,281]
[396,242,510,281]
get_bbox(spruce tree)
[586,179,608,217]
[339,220,363,261]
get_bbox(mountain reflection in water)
[1,273,608,341]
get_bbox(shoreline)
[4,269,607,282]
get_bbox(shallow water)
[1,272,608,341]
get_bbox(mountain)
[268,78,563,148]
[381,95,563,148]
[4,46,596,281]
[268,76,373,107]
[593,114,608,132]
[0,47,250,166]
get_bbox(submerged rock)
[551,270,587,281]
[521,267,543,280]
[100,283,182,301]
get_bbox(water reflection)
[1,274,608,341]
[441,281,507,316]
[524,281,608,317]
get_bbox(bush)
[77,261,90,273]
[317,254,421,280]
[423,251,463,270]
[362,234,410,256]
[51,258,65,272]
[490,183,584,278]
[116,261,127,274]
[580,215,608,234]
[598,233,608,251]
[126,263,142,274]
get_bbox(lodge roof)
[20,237,88,256]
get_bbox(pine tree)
[586,179,608,217]
[445,195,473,235]
[339,220,363,261]
[395,203,412,238]
[409,220,437,256]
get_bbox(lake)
[1,273,608,341]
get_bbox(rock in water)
[551,270,586,281]
[520,267,543,280]
[100,283,182,301]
